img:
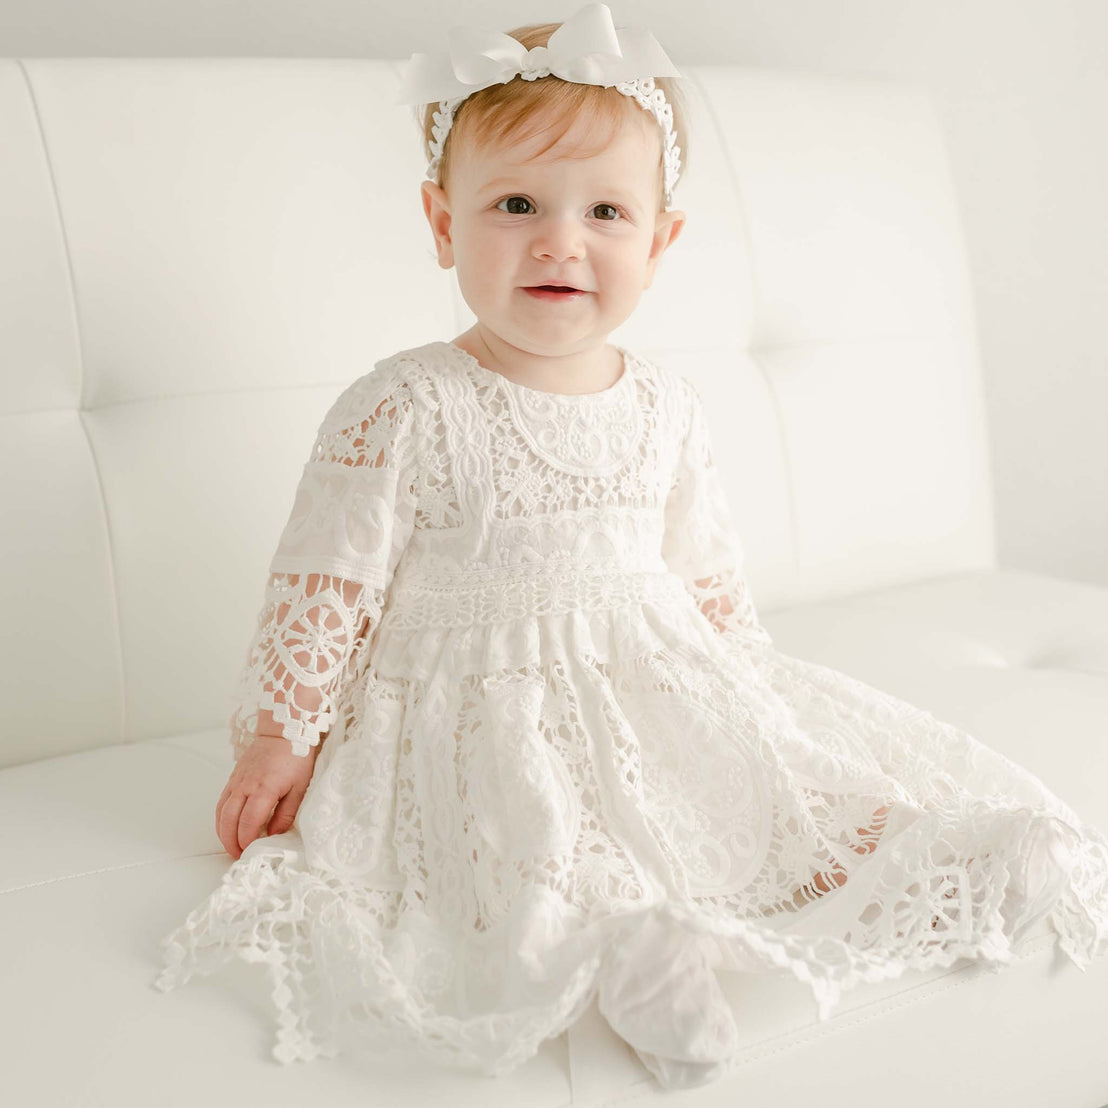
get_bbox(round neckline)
[442,340,634,400]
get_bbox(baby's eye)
[494,196,626,221]
[498,196,534,215]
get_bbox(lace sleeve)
[661,377,773,646]
[228,370,420,760]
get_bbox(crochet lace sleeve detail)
[228,371,420,761]
[661,377,773,646]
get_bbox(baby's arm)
[662,377,773,645]
[218,570,379,860]
[218,367,420,856]
[229,372,419,762]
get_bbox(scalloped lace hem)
[151,805,1108,1088]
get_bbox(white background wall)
[2,0,1105,586]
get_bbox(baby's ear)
[645,209,687,285]
[420,181,455,269]
[659,208,687,247]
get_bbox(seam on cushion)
[0,851,226,895]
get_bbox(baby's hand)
[215,735,321,860]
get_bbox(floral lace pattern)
[155,340,1108,1093]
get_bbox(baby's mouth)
[523,285,589,297]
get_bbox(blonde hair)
[415,20,690,214]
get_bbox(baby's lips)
[521,281,591,291]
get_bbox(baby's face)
[421,106,685,357]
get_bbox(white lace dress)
[152,339,1108,1091]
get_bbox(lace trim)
[382,567,689,630]
[229,572,383,759]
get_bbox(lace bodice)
[229,339,771,759]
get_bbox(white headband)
[394,2,685,210]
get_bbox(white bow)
[394,1,682,106]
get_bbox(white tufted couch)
[4,56,1107,1108]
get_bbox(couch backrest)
[0,58,996,766]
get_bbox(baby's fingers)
[235,789,279,859]
[267,782,308,837]
[216,787,246,859]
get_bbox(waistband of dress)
[380,567,691,630]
